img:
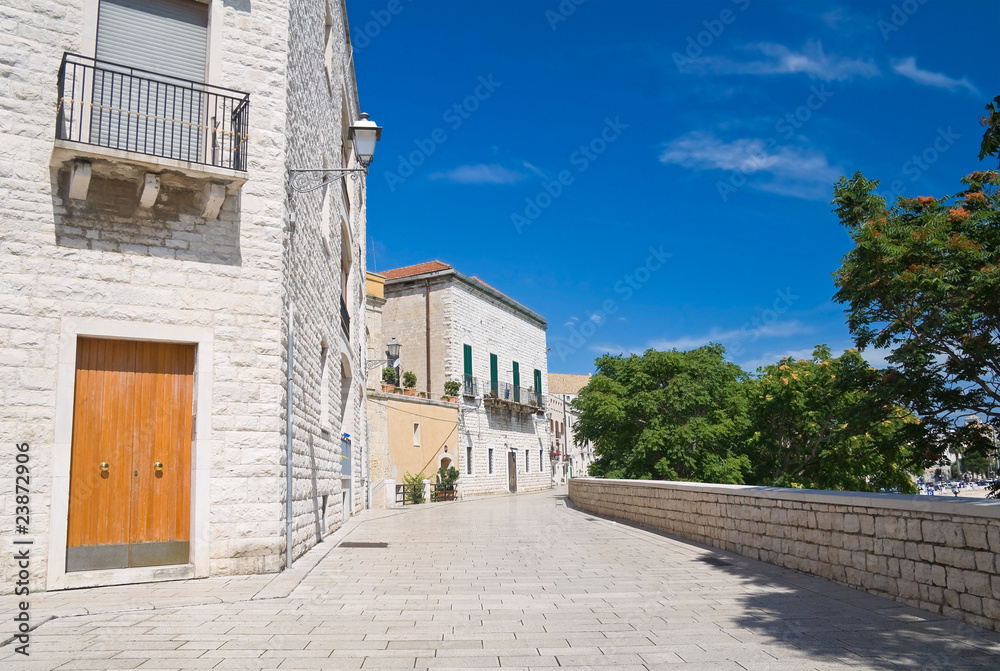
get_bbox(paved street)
[3,487,1000,670]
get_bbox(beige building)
[548,373,595,481]
[365,271,460,506]
[365,261,552,500]
[1,0,372,592]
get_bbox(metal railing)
[431,484,455,502]
[56,53,250,171]
[460,375,545,409]
[462,374,478,396]
[470,377,544,410]
[395,484,423,505]
[340,297,351,339]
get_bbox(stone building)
[547,373,595,482]
[367,261,552,499]
[0,0,371,592]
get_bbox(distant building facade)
[365,271,461,506]
[368,261,552,498]
[548,373,595,481]
[1,0,369,592]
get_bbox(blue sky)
[347,0,999,375]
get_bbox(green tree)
[574,345,751,483]
[745,345,918,493]
[831,168,1000,479]
[980,94,1000,165]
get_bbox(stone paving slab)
[3,488,1000,669]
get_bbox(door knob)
[99,462,109,473]
[154,462,164,472]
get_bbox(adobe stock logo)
[383,75,502,192]
[672,0,752,72]
[512,117,627,233]
[352,0,412,53]
[554,245,670,362]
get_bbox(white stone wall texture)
[381,273,553,498]
[0,0,369,592]
[444,279,552,497]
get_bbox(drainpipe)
[286,301,294,570]
[425,280,431,395]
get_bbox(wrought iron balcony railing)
[56,53,250,171]
[462,375,544,410]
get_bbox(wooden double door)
[67,338,194,572]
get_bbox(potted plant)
[444,380,461,402]
[381,367,397,393]
[402,370,417,396]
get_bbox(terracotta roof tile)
[382,261,544,325]
[470,276,521,308]
[382,260,452,280]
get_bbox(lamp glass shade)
[350,113,382,167]
[386,338,401,359]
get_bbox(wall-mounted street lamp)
[366,337,401,373]
[288,113,383,193]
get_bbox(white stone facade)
[381,266,552,498]
[0,0,369,592]
[547,374,595,482]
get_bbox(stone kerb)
[568,478,1000,633]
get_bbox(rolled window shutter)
[97,0,208,82]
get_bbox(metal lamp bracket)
[288,168,367,193]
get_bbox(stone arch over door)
[438,454,453,471]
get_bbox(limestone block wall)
[0,0,368,590]
[445,280,551,497]
[281,0,367,549]
[457,401,552,497]
[381,281,447,396]
[0,0,294,587]
[569,478,1000,633]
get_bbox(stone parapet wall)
[569,478,1000,633]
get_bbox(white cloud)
[659,132,841,200]
[739,347,818,372]
[890,57,979,95]
[681,41,879,81]
[588,343,627,356]
[647,320,814,353]
[429,163,527,185]
[858,346,893,369]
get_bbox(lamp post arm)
[288,168,368,193]
[365,358,395,371]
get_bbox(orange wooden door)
[67,338,194,571]
[67,339,134,564]
[128,340,194,566]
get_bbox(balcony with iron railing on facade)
[463,375,544,414]
[52,53,250,205]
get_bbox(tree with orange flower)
[831,156,1000,495]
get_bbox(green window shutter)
[534,369,542,400]
[463,344,472,377]
[490,354,498,394]
[512,361,520,402]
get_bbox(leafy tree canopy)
[574,345,751,483]
[980,94,1000,165]
[745,345,918,493]
[831,169,1000,470]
